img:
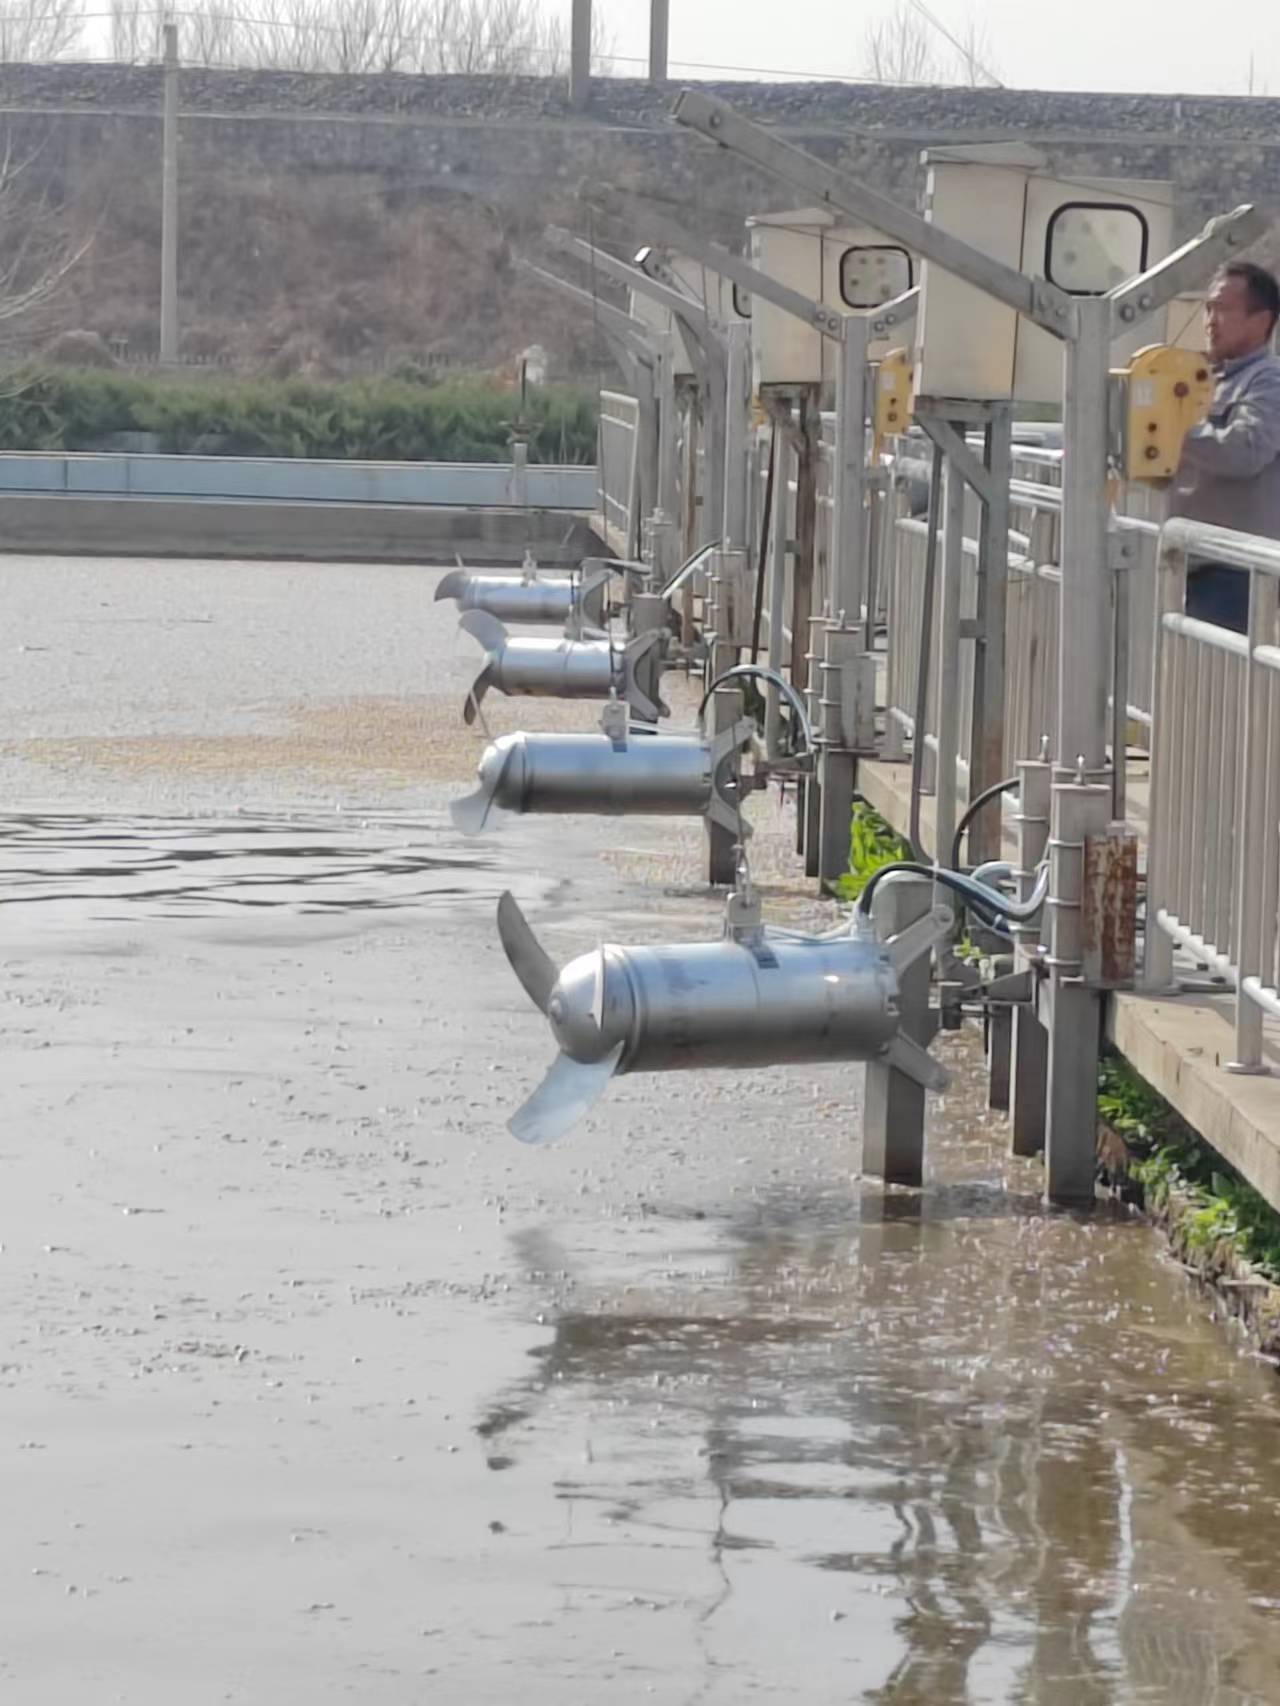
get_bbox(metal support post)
[160,21,179,364]
[817,621,871,888]
[1010,750,1051,1156]
[1058,299,1114,774]
[568,0,591,109]
[648,0,669,82]
[863,875,936,1185]
[1043,295,1114,1207]
[1044,766,1110,1203]
[987,1008,1012,1112]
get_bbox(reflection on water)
[0,810,497,919]
[490,1177,1280,1703]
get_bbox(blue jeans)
[1186,562,1249,634]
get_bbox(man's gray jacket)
[1169,346,1280,540]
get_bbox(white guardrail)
[597,390,641,556]
[1144,517,1280,1068]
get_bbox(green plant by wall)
[0,368,599,464]
[831,802,910,903]
[1098,1054,1280,1283]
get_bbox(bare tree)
[861,2,939,85]
[0,0,83,61]
[946,11,1002,87]
[0,137,92,344]
[109,0,156,63]
[126,0,613,76]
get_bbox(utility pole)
[649,0,670,83]
[568,0,591,111]
[160,19,179,364]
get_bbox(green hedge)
[0,369,599,463]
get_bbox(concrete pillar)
[568,0,591,110]
[649,0,670,83]
[160,21,179,364]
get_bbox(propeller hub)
[548,952,633,1066]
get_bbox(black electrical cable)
[950,775,1020,872]
[856,861,1039,934]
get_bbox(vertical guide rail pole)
[1111,532,1133,823]
[934,435,965,874]
[1045,295,1113,1205]
[708,321,752,886]
[765,427,791,758]
[651,334,679,583]
[909,444,944,857]
[160,20,179,364]
[1010,749,1051,1155]
[793,394,821,868]
[1231,567,1279,1071]
[817,319,871,887]
[832,320,870,621]
[970,403,1013,865]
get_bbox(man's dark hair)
[1217,260,1280,331]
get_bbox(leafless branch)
[0,0,83,61]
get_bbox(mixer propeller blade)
[459,609,505,725]
[509,1043,624,1146]
[450,782,495,833]
[497,891,558,1015]
[435,568,467,603]
[462,665,494,726]
[450,742,515,834]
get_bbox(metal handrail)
[1144,518,1280,1069]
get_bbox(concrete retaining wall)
[0,492,603,565]
[0,453,598,511]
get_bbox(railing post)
[1230,569,1279,1072]
[1141,526,1186,991]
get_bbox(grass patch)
[0,368,599,463]
[1098,1054,1280,1285]
[831,802,910,904]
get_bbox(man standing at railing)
[1169,260,1280,633]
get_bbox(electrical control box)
[913,145,1181,405]
[1112,344,1214,480]
[747,206,917,390]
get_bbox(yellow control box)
[873,348,913,461]
[1115,344,1213,481]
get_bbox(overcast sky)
[590,0,1280,97]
